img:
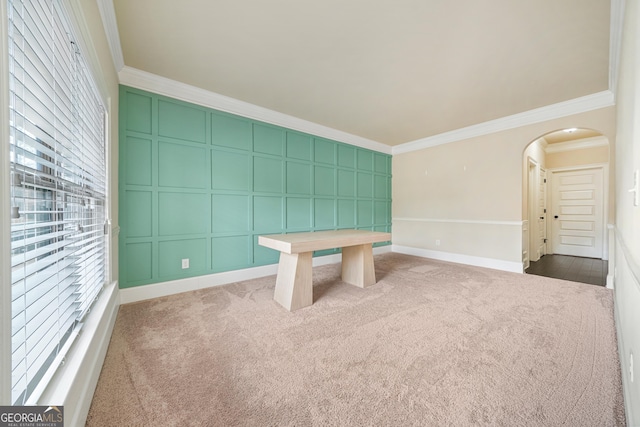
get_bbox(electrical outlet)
[435,239,441,246]
[181,258,189,269]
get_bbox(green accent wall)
[119,86,392,288]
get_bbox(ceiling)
[112,0,612,146]
[542,128,604,144]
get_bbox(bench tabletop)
[258,229,391,254]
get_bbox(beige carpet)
[86,253,626,426]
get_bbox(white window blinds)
[7,0,107,405]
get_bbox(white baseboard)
[392,245,524,273]
[606,273,615,289]
[120,246,393,304]
[37,281,120,426]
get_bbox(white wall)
[392,107,616,272]
[613,0,640,424]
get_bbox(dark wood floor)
[525,254,608,286]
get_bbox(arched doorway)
[522,128,610,285]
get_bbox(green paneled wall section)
[119,86,392,288]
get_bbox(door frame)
[527,157,540,262]
[538,166,547,259]
[546,163,609,260]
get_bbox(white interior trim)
[613,230,640,426]
[392,91,615,155]
[392,245,524,273]
[118,66,392,155]
[614,296,632,426]
[120,246,393,304]
[543,135,609,154]
[0,0,11,405]
[607,224,615,289]
[546,163,610,260]
[36,281,119,426]
[393,217,523,226]
[95,0,124,72]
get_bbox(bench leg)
[341,244,376,288]
[273,251,313,311]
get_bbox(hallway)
[525,254,608,286]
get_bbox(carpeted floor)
[86,253,626,426]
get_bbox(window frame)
[1,0,113,406]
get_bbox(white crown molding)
[95,0,124,72]
[118,66,392,155]
[392,90,615,155]
[543,135,609,154]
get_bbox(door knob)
[554,215,559,219]
[540,217,544,220]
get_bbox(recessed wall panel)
[211,113,252,150]
[374,175,388,199]
[357,150,373,171]
[254,157,283,193]
[314,199,335,228]
[358,200,373,225]
[125,92,152,134]
[158,100,206,143]
[314,139,335,165]
[253,236,280,265]
[212,149,249,191]
[254,124,284,156]
[212,195,249,233]
[338,170,355,197]
[125,137,152,186]
[125,243,152,284]
[315,166,335,196]
[158,238,207,277]
[287,198,311,229]
[158,192,209,236]
[374,201,389,224]
[374,153,388,174]
[159,141,208,188]
[125,191,152,237]
[338,145,355,168]
[286,162,311,195]
[212,236,250,272]
[253,196,282,232]
[286,132,311,160]
[338,199,355,227]
[357,172,373,198]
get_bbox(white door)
[550,168,604,258]
[537,167,547,258]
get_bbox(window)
[7,0,107,405]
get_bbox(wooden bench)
[258,229,391,311]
